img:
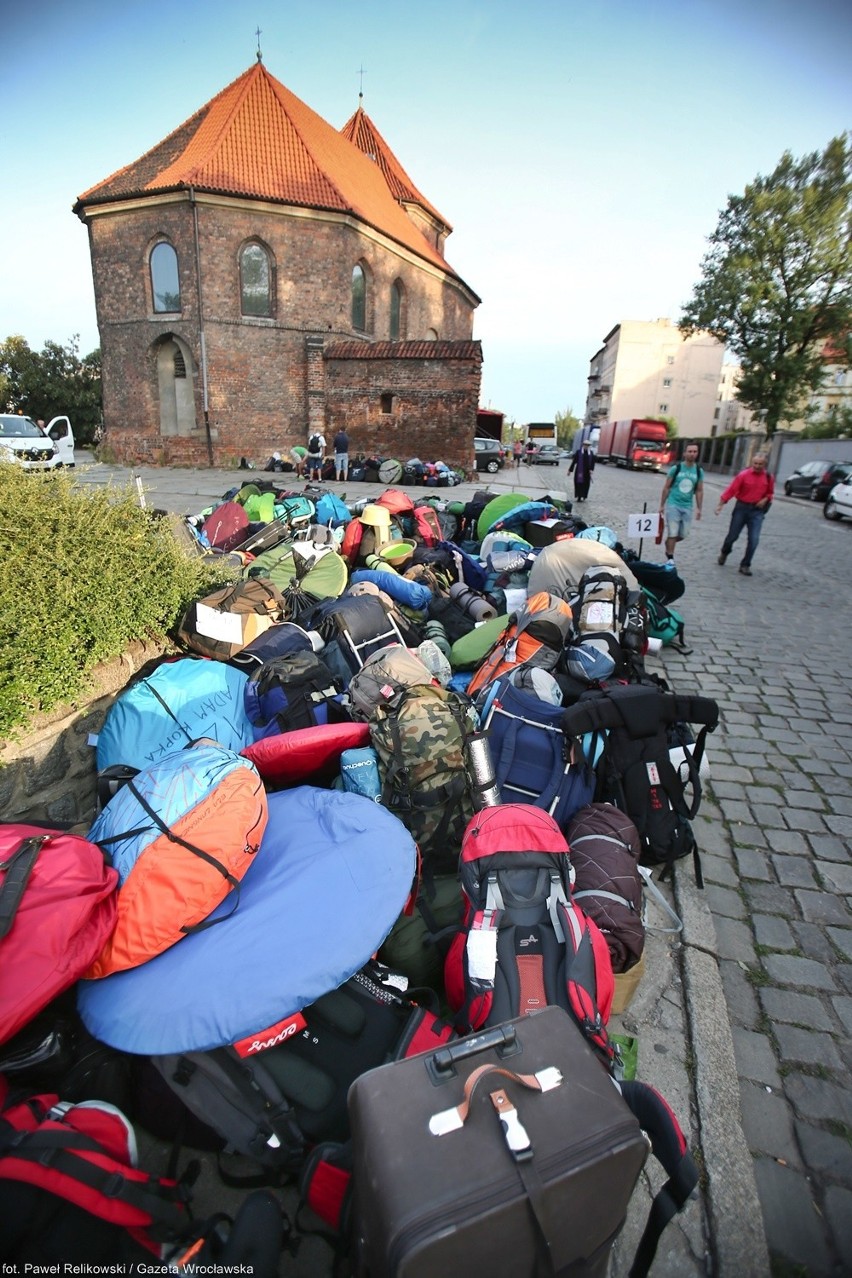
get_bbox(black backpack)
[309,434,322,453]
[562,685,718,884]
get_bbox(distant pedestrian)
[659,443,703,561]
[333,427,350,482]
[512,439,523,468]
[716,453,774,576]
[290,445,306,478]
[306,431,326,482]
[568,440,595,502]
[525,439,536,464]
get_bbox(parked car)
[783,459,852,500]
[528,444,561,466]
[474,437,506,473]
[0,414,58,470]
[824,479,852,523]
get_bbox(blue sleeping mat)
[96,657,254,771]
[77,787,416,1054]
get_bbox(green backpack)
[369,685,476,877]
[643,589,691,654]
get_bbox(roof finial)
[255,25,263,62]
[357,64,367,105]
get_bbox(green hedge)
[0,464,231,742]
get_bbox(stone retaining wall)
[0,640,168,829]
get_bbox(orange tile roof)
[325,340,482,360]
[340,106,450,232]
[75,62,465,282]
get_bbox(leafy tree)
[680,134,852,435]
[649,414,679,439]
[554,406,581,449]
[0,334,102,444]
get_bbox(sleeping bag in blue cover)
[77,786,417,1054]
[96,658,254,771]
[349,569,431,612]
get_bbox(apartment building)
[585,319,725,438]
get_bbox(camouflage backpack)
[369,685,476,877]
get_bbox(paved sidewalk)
[76,454,852,1273]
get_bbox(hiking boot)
[739,565,752,576]
[718,551,728,565]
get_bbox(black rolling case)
[348,1007,649,1278]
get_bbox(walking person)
[715,452,774,576]
[306,430,326,483]
[333,427,350,482]
[659,443,703,562]
[568,439,595,502]
[512,438,523,469]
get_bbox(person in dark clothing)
[569,441,595,501]
[333,428,350,482]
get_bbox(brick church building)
[74,59,482,469]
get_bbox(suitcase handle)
[426,1024,520,1084]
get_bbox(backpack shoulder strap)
[618,1080,699,1278]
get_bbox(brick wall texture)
[88,198,481,470]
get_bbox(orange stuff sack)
[465,591,574,698]
[86,743,267,978]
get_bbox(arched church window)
[352,264,367,331]
[150,242,181,313]
[240,243,272,317]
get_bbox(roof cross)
[255,26,263,62]
[357,64,367,102]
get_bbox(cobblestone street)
[586,460,852,1276]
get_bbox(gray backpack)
[347,644,435,720]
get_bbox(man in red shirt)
[715,453,775,576]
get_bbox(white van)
[0,414,75,470]
[45,415,75,467]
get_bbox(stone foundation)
[0,640,168,829]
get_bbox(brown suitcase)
[348,1007,649,1277]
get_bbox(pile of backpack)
[0,479,718,1272]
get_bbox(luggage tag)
[466,926,498,982]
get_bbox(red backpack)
[0,1076,188,1260]
[0,827,119,1045]
[412,505,442,547]
[444,805,615,1067]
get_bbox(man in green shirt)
[659,443,703,561]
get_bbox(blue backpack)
[244,651,345,739]
[477,675,595,826]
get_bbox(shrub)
[0,464,233,741]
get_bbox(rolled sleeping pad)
[449,580,497,623]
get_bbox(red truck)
[597,419,674,472]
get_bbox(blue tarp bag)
[96,658,254,771]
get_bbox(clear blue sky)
[2,0,850,424]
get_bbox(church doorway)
[155,336,197,436]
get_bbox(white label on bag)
[646,762,661,785]
[467,928,498,981]
[584,602,612,627]
[195,603,244,644]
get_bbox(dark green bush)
[0,464,232,741]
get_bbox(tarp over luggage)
[527,540,640,598]
[77,787,417,1055]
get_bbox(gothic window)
[352,264,367,331]
[240,242,272,317]
[150,242,181,313]
[380,393,394,414]
[390,279,404,340]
